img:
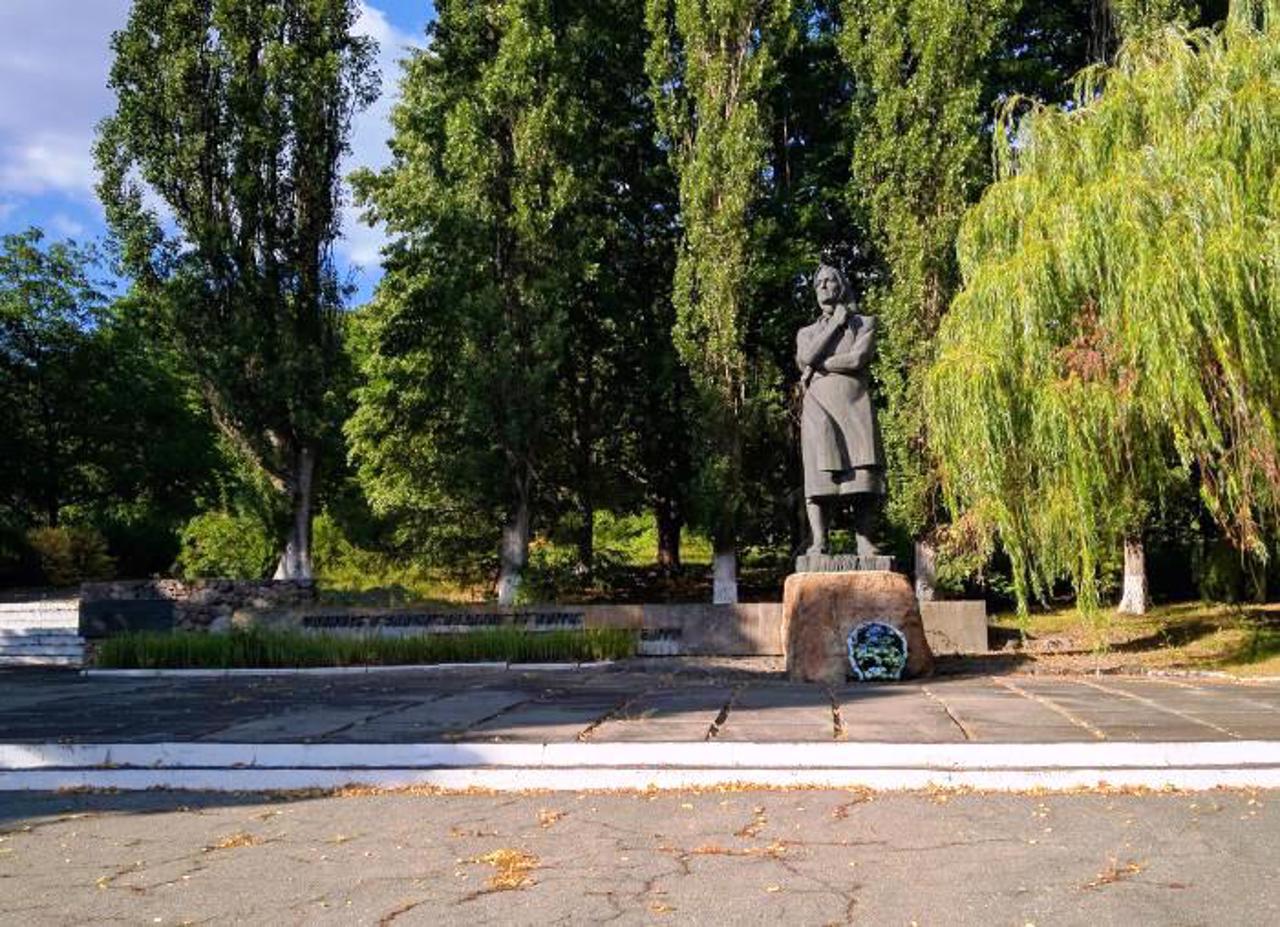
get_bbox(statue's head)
[814,262,850,313]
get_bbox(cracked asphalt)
[1,787,1278,925]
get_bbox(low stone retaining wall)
[80,580,989,657]
[242,602,785,657]
[79,580,316,638]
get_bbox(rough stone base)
[793,553,895,573]
[784,571,933,684]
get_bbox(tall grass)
[95,627,637,669]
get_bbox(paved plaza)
[2,664,1279,745]
[4,665,1280,923]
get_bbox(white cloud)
[0,1,130,200]
[49,213,88,239]
[0,136,101,196]
[0,0,416,281]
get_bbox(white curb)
[2,741,1278,792]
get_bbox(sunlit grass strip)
[94,627,637,669]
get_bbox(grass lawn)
[988,601,1280,677]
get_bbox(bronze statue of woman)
[795,263,885,556]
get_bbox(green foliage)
[1112,0,1199,36]
[1197,540,1250,604]
[95,0,379,578]
[26,526,116,586]
[176,511,276,580]
[352,0,684,593]
[0,230,223,582]
[348,0,580,594]
[928,8,1280,613]
[839,0,1020,539]
[94,626,638,669]
[646,0,793,544]
[0,230,110,528]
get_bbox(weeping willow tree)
[926,1,1280,618]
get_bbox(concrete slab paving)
[1,668,1280,752]
[921,678,1094,742]
[1009,678,1233,741]
[1099,677,1280,735]
[587,721,713,742]
[834,684,964,742]
[199,706,388,742]
[458,698,623,743]
[716,685,835,741]
[614,687,735,719]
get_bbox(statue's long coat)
[796,311,885,498]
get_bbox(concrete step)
[0,627,86,663]
[0,615,80,631]
[0,655,82,667]
[0,641,85,653]
[0,599,78,614]
[0,629,83,641]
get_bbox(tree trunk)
[655,497,682,571]
[914,540,937,602]
[495,472,532,606]
[712,544,738,605]
[575,503,594,577]
[1117,536,1147,615]
[273,445,316,581]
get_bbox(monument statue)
[795,262,885,560]
[784,263,933,683]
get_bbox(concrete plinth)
[784,571,933,684]
[921,600,989,654]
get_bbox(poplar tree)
[838,0,1018,593]
[927,3,1280,617]
[646,0,792,602]
[95,0,377,579]
[351,0,673,600]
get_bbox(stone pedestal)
[794,553,895,573]
[783,570,933,684]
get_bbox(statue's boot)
[805,500,827,556]
[854,497,881,557]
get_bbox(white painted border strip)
[3,765,1280,792]
[81,661,611,678]
[3,741,1279,771]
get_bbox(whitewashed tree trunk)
[273,445,316,580]
[914,539,937,602]
[495,490,531,606]
[712,546,738,604]
[1117,536,1147,615]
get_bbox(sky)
[0,0,435,304]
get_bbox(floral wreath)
[846,621,908,681]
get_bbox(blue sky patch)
[0,1,436,305]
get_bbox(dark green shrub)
[175,511,275,579]
[1197,540,1247,604]
[26,525,116,586]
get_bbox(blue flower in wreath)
[846,621,908,681]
